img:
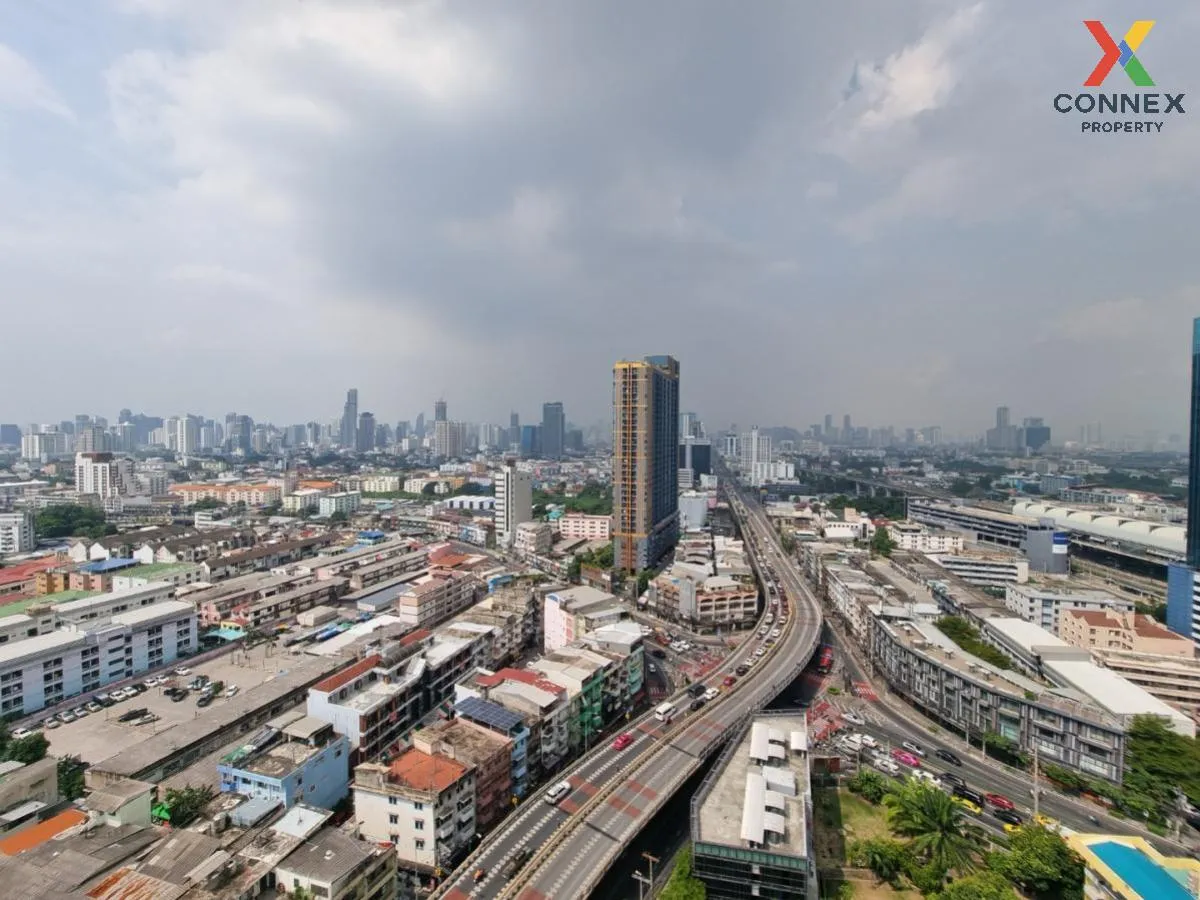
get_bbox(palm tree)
[883,781,979,874]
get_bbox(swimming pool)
[207,627,246,642]
[1090,841,1192,900]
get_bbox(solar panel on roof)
[456,695,523,732]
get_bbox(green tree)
[834,883,856,900]
[163,784,216,827]
[987,825,1084,900]
[422,482,439,496]
[870,525,896,558]
[884,781,979,876]
[949,479,974,497]
[847,769,890,804]
[5,734,48,765]
[936,617,1014,671]
[34,504,109,540]
[191,497,225,511]
[636,570,653,595]
[932,871,1018,900]
[659,846,706,900]
[57,756,87,801]
[849,838,906,883]
[328,510,349,524]
[567,556,582,583]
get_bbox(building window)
[389,814,398,825]
[414,819,424,830]
[415,838,425,850]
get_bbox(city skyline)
[3,3,1200,433]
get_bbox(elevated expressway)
[435,485,824,900]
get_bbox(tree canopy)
[932,871,1019,900]
[987,825,1084,900]
[870,525,896,557]
[884,781,978,876]
[659,847,705,900]
[936,616,1014,671]
[35,504,113,540]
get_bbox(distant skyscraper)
[541,402,565,460]
[509,412,520,449]
[415,412,426,439]
[823,414,833,436]
[996,406,1010,429]
[357,412,376,452]
[613,355,680,572]
[341,389,359,448]
[434,399,448,422]
[519,425,541,458]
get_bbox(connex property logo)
[1054,19,1185,134]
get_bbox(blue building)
[217,712,350,812]
[456,695,530,798]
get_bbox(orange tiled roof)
[388,748,467,792]
[476,667,566,697]
[0,808,87,855]
[313,654,381,694]
[0,558,59,588]
[399,629,432,647]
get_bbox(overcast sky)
[4,0,1200,441]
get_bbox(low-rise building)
[888,522,964,554]
[542,585,624,653]
[649,565,758,632]
[691,712,814,900]
[319,491,362,517]
[283,487,327,513]
[110,562,203,591]
[0,599,196,717]
[217,711,350,812]
[554,513,612,541]
[413,717,513,828]
[274,826,397,900]
[1060,609,1193,657]
[0,758,59,834]
[462,669,568,781]
[0,512,35,556]
[1005,583,1134,635]
[513,521,552,558]
[353,749,476,873]
[927,552,1030,587]
[396,569,480,629]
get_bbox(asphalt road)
[436,485,821,900]
[821,604,1197,855]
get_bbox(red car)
[612,733,634,751]
[723,675,737,687]
[985,793,1015,811]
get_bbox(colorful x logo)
[1084,20,1155,87]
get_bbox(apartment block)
[412,717,513,828]
[462,669,569,780]
[353,750,476,873]
[1061,609,1192,656]
[231,578,347,629]
[1005,584,1134,635]
[396,569,480,629]
[51,581,176,626]
[888,522,964,554]
[927,552,1030,587]
[0,599,196,717]
[217,711,351,812]
[649,567,758,632]
[513,521,552,558]
[319,491,361,517]
[0,758,59,834]
[542,586,625,653]
[0,512,35,556]
[555,513,612,541]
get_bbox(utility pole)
[642,851,660,886]
[1033,739,1040,821]
[632,870,652,900]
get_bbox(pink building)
[555,514,613,541]
[1060,609,1194,657]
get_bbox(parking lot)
[42,643,295,764]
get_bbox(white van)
[655,701,677,723]
[858,734,879,749]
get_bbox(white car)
[770,629,782,638]
[902,741,926,757]
[858,734,879,749]
[703,688,719,702]
[10,727,36,740]
[842,711,866,726]
[174,666,191,677]
[754,647,767,657]
[544,780,571,805]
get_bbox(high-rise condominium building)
[434,399,448,423]
[495,459,533,549]
[357,412,376,452]
[341,389,359,448]
[613,355,680,573]
[541,403,565,460]
[75,452,134,499]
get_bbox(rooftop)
[78,558,139,574]
[277,827,377,885]
[0,808,87,856]
[695,712,809,857]
[312,654,382,694]
[415,717,512,762]
[456,695,526,733]
[387,747,469,793]
[125,561,199,577]
[241,740,323,779]
[110,598,195,628]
